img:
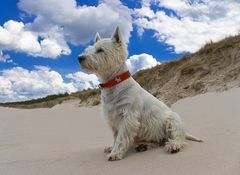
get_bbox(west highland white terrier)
[78,26,202,161]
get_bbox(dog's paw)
[164,141,183,153]
[107,152,123,161]
[104,146,112,154]
[135,144,148,152]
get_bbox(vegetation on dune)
[0,93,69,105]
[0,89,101,108]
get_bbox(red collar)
[99,71,131,89]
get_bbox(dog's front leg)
[104,129,117,153]
[108,113,140,161]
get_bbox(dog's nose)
[78,55,86,63]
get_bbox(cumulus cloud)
[0,66,77,102]
[126,53,160,74]
[18,0,132,45]
[0,20,70,58]
[0,66,102,102]
[2,0,133,59]
[0,20,40,53]
[66,72,100,90]
[134,0,240,53]
[0,0,132,58]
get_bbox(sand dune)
[0,88,240,175]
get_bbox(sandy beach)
[0,88,240,175]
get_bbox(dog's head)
[78,26,128,76]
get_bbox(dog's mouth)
[79,61,87,70]
[79,61,94,72]
[78,55,87,69]
[77,55,97,73]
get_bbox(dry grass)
[132,34,240,105]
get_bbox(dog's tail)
[185,133,203,142]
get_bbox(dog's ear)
[95,32,101,42]
[112,26,122,44]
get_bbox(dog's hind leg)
[108,112,140,161]
[164,114,186,153]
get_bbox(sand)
[0,88,240,175]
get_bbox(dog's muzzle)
[78,55,86,64]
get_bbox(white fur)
[78,26,201,161]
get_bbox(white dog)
[78,26,202,161]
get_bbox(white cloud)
[0,20,70,58]
[158,0,189,11]
[126,53,160,74]
[0,66,77,102]
[0,0,132,58]
[66,72,100,90]
[0,0,131,58]
[134,0,240,53]
[18,0,132,44]
[0,20,41,53]
[0,66,102,102]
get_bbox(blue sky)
[0,0,180,75]
[1,0,240,102]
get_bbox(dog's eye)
[96,48,104,53]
